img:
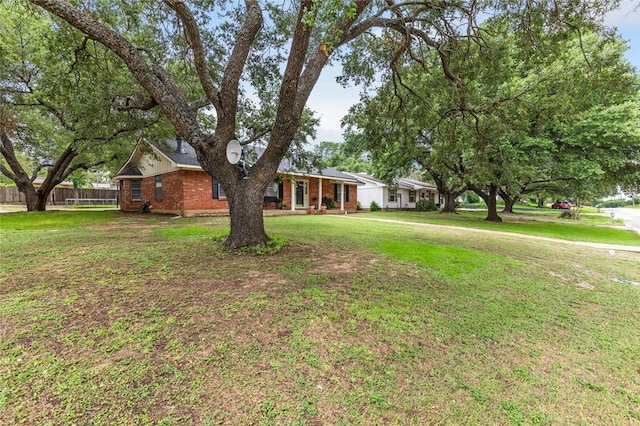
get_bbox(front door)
[295,180,308,208]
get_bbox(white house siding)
[344,172,439,211]
[357,185,385,209]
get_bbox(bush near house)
[415,199,438,212]
[321,196,335,209]
[370,200,381,211]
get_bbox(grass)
[353,209,640,246]
[1,211,639,424]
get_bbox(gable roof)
[116,165,143,178]
[115,138,362,184]
[153,139,199,167]
[396,177,437,191]
[343,172,386,187]
[343,172,437,191]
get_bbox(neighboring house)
[343,172,440,210]
[113,138,361,216]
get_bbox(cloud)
[307,65,364,144]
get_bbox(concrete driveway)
[602,207,640,235]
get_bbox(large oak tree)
[0,2,164,211]
[344,18,639,221]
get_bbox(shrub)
[465,191,480,204]
[356,201,362,210]
[321,196,335,209]
[370,201,381,211]
[558,209,572,219]
[415,199,437,212]
[597,199,629,208]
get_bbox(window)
[264,182,279,198]
[264,182,279,203]
[130,179,142,201]
[212,178,226,199]
[409,191,416,203]
[154,175,162,201]
[388,188,396,202]
[334,184,350,203]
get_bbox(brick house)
[113,139,361,216]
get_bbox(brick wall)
[156,171,184,211]
[182,170,228,211]
[120,171,357,214]
[119,179,142,212]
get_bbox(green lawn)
[353,209,640,246]
[1,211,639,424]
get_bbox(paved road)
[602,207,640,235]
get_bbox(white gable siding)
[137,151,175,177]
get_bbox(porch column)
[340,182,345,211]
[318,178,322,208]
[291,180,296,211]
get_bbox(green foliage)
[465,191,480,204]
[558,210,573,219]
[597,199,631,208]
[246,235,286,255]
[313,141,372,173]
[321,196,335,209]
[343,20,640,219]
[370,200,381,211]
[415,199,437,212]
[301,1,358,51]
[0,1,169,209]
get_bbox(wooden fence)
[0,186,119,205]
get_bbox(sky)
[306,1,640,144]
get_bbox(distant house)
[343,172,440,210]
[113,139,361,216]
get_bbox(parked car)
[551,200,572,209]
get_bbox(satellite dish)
[226,139,242,165]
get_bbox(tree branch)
[28,0,200,140]
[0,128,31,184]
[162,0,222,111]
[216,0,263,139]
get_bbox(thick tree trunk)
[485,185,502,222]
[441,192,459,213]
[24,187,48,211]
[431,172,465,213]
[469,183,502,222]
[502,197,515,213]
[225,180,269,249]
[499,189,516,213]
